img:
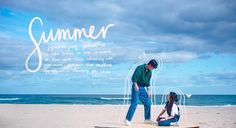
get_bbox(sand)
[0,104,235,128]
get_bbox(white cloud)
[154,51,198,62]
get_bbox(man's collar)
[144,64,150,72]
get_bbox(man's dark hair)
[148,59,158,69]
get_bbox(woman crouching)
[156,92,180,126]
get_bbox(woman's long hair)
[165,92,178,116]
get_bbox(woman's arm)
[165,116,174,120]
[156,109,165,121]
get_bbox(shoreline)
[0,103,236,107]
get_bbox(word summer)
[25,16,114,73]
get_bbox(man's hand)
[134,82,139,91]
[134,85,139,91]
[147,90,151,97]
[147,87,151,97]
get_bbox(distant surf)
[100,97,131,100]
[0,98,20,101]
[0,94,236,106]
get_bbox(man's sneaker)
[144,119,153,124]
[124,119,131,126]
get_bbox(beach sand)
[0,104,235,128]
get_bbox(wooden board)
[94,122,200,128]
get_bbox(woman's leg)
[125,84,139,121]
[158,117,179,126]
[158,119,172,126]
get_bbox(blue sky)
[0,0,236,94]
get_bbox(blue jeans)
[125,84,151,121]
[158,114,180,126]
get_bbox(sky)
[0,0,236,94]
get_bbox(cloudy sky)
[0,0,236,94]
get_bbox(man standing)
[125,59,158,126]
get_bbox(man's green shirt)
[131,64,152,87]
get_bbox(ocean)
[0,94,235,106]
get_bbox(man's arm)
[146,71,152,97]
[132,66,141,91]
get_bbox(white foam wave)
[100,97,130,100]
[0,98,20,101]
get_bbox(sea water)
[0,94,236,106]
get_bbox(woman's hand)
[165,116,173,120]
[157,116,166,122]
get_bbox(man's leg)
[125,84,139,121]
[139,87,151,120]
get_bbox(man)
[125,59,158,126]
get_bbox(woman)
[156,92,180,126]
